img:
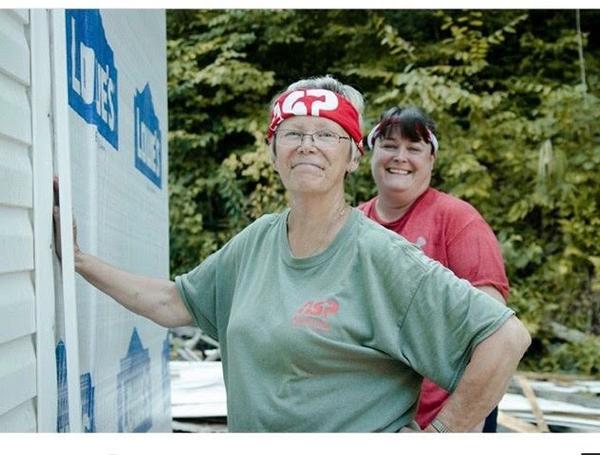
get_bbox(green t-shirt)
[175,208,514,432]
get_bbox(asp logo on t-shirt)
[292,299,340,332]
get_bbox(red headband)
[267,89,364,154]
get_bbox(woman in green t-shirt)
[54,75,531,432]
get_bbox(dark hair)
[376,106,438,154]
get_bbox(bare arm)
[53,176,193,328]
[468,285,507,432]
[75,251,193,328]
[423,315,531,432]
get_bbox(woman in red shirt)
[359,106,509,432]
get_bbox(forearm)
[75,251,192,327]
[468,285,507,432]
[425,316,531,432]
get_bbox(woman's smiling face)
[370,133,435,204]
[272,116,357,196]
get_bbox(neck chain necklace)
[288,199,350,256]
[333,200,348,222]
[289,198,349,226]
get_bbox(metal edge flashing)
[31,8,58,432]
[49,8,82,433]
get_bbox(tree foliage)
[167,10,600,375]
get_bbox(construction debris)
[498,374,600,432]
[171,419,228,433]
[170,360,227,418]
[171,327,221,362]
[514,375,551,432]
[170,328,227,432]
[497,411,540,433]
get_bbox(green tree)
[167,10,600,375]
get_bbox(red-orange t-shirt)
[358,188,509,428]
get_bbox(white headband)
[367,122,439,153]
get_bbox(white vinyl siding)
[0,10,30,84]
[0,338,37,415]
[0,273,35,345]
[0,401,36,432]
[0,139,33,208]
[0,73,32,145]
[0,9,38,432]
[0,207,34,273]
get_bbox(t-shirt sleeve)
[397,257,514,392]
[174,214,275,340]
[446,217,510,299]
[175,250,221,340]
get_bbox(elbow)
[520,325,532,357]
[158,320,179,329]
[151,288,178,328]
[145,301,173,328]
[478,315,531,366]
[154,281,192,329]
[506,315,532,360]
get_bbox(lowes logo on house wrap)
[134,84,162,188]
[56,340,69,432]
[66,9,118,149]
[80,373,96,432]
[117,328,152,432]
[161,336,171,413]
[56,341,97,432]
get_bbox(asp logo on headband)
[268,88,364,153]
[272,89,339,121]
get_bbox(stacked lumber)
[170,327,221,361]
[498,373,600,432]
[170,328,227,432]
[170,361,227,432]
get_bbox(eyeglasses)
[275,129,351,149]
